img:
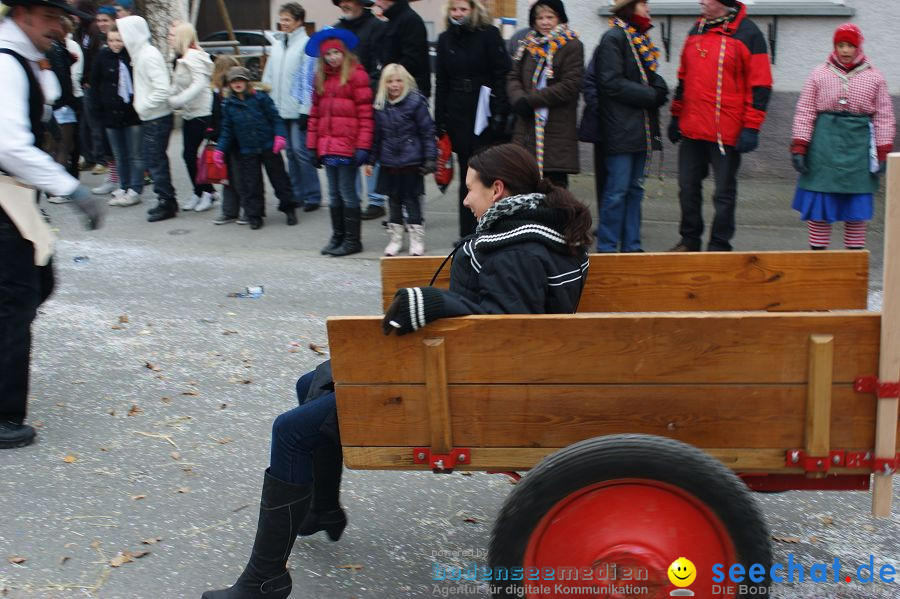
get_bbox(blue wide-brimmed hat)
[305,27,359,58]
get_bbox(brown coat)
[507,37,584,174]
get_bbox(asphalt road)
[0,135,897,599]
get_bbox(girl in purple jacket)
[367,63,437,256]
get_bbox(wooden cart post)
[873,153,900,517]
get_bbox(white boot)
[408,224,425,256]
[384,223,405,256]
[194,191,217,212]
[182,194,201,211]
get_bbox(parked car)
[199,29,279,81]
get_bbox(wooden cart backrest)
[328,311,888,474]
[380,251,869,313]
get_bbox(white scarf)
[117,57,133,104]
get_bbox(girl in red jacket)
[306,29,374,257]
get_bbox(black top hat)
[3,0,91,19]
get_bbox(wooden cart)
[325,156,900,598]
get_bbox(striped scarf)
[515,23,578,82]
[611,17,660,74]
[697,7,738,34]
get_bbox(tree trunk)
[139,0,189,52]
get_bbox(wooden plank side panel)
[327,313,880,385]
[335,384,882,450]
[380,252,869,312]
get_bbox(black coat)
[47,41,75,111]
[435,23,510,156]
[372,91,436,168]
[438,205,588,317]
[380,0,431,98]
[596,25,668,155]
[334,10,384,92]
[90,47,140,129]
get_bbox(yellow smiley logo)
[668,557,697,588]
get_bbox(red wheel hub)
[522,479,737,598]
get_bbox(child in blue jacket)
[214,67,292,229]
[366,64,436,256]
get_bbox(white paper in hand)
[474,86,492,136]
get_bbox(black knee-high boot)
[202,470,311,599]
[298,445,346,541]
[321,204,345,255]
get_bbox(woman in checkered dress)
[790,23,895,250]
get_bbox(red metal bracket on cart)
[785,449,846,473]
[854,376,900,398]
[788,449,900,474]
[413,448,471,473]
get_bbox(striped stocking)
[108,160,118,185]
[807,220,831,249]
[844,221,866,249]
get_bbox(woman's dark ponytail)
[469,144,594,253]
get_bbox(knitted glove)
[513,97,532,118]
[68,184,106,231]
[313,153,323,169]
[212,149,225,167]
[419,159,437,175]
[272,135,287,154]
[735,128,760,154]
[354,149,369,167]
[382,287,444,336]
[791,154,808,174]
[667,118,682,144]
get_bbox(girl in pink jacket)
[306,29,373,257]
[790,23,895,250]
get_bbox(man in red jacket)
[668,0,772,252]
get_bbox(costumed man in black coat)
[435,0,511,239]
[595,0,667,253]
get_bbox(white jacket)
[67,35,84,98]
[169,47,213,120]
[262,27,310,119]
[0,19,78,197]
[118,16,172,122]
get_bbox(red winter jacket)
[307,63,374,158]
[671,2,772,147]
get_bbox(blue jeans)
[140,114,175,202]
[597,152,647,252]
[106,126,144,193]
[269,371,336,485]
[286,119,322,207]
[325,164,360,209]
[365,162,386,208]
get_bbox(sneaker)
[119,189,142,206]
[92,180,117,195]
[182,194,201,211]
[108,189,127,206]
[91,163,108,175]
[213,215,237,225]
[236,217,249,225]
[47,195,71,204]
[194,191,217,212]
[78,160,95,172]
[361,205,385,220]
[0,420,36,449]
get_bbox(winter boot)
[298,445,346,541]
[327,207,363,257]
[147,199,178,222]
[408,224,425,256]
[383,223,405,256]
[321,204,345,255]
[202,470,311,599]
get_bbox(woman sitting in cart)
[202,143,593,599]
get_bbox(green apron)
[798,112,878,195]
